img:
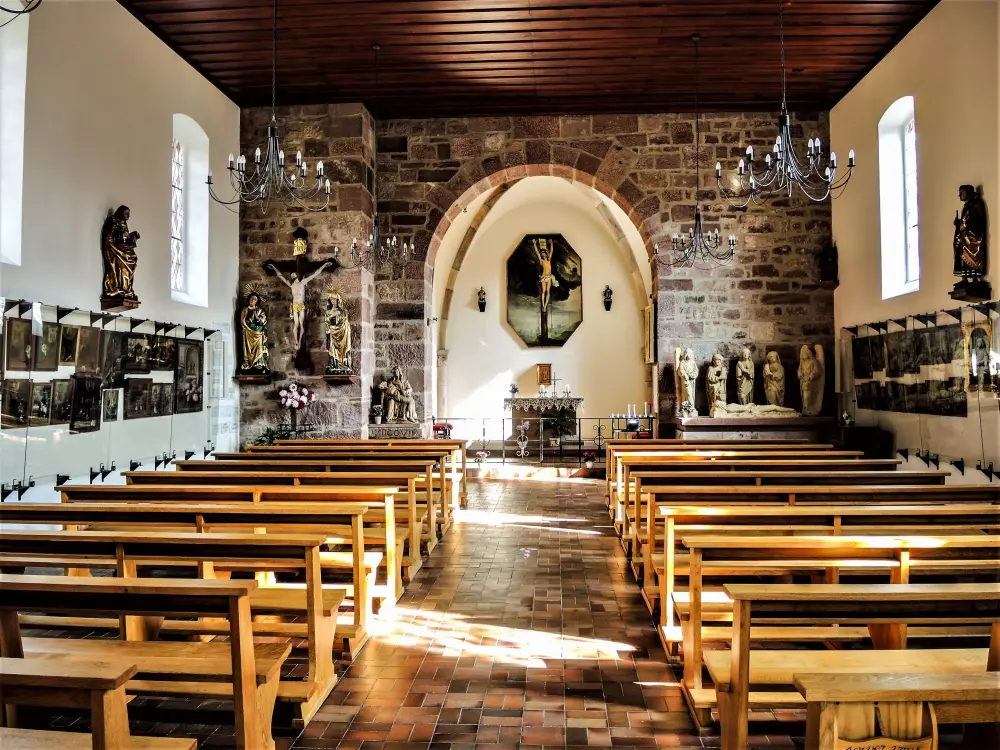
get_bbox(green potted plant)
[540,407,576,447]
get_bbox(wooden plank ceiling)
[119,0,939,117]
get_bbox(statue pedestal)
[322,373,358,385]
[949,277,992,303]
[235,372,272,385]
[670,416,834,441]
[369,423,428,440]
[100,296,140,313]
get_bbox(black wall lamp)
[477,287,486,312]
[603,286,613,311]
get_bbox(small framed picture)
[124,377,153,419]
[125,333,151,373]
[175,340,204,413]
[102,388,120,423]
[536,363,553,386]
[59,325,80,366]
[151,336,177,371]
[69,374,102,433]
[100,331,126,389]
[50,379,75,425]
[151,383,164,416]
[33,322,60,372]
[28,382,52,427]
[5,318,33,372]
[1,378,31,429]
[76,326,102,373]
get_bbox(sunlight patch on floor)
[372,606,635,667]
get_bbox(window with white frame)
[170,114,210,306]
[170,139,185,291]
[0,16,29,266]
[878,96,920,299]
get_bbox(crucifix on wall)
[262,226,336,373]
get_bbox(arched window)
[0,16,29,267]
[170,114,209,306]
[878,96,919,299]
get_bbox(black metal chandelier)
[655,35,736,268]
[334,43,412,272]
[0,0,40,29]
[207,0,331,213]
[716,0,855,207]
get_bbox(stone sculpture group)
[674,345,825,418]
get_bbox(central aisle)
[288,478,704,749]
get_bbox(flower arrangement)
[474,450,489,464]
[433,422,453,431]
[371,403,384,424]
[582,450,597,462]
[279,383,317,410]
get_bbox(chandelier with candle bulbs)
[655,35,736,268]
[1,0,40,29]
[334,43,412,272]
[716,0,855,207]
[207,0,331,213]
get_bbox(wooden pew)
[793,672,1000,750]
[711,583,1000,750]
[58,484,403,611]
[271,438,469,506]
[624,482,999,559]
[218,445,461,514]
[175,457,453,537]
[0,575,287,749]
[645,502,1000,630]
[605,439,829,497]
[0,529,346,724]
[678,537,1000,732]
[0,657,198,750]
[125,469,433,569]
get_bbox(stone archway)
[427,168,656,417]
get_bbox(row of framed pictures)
[1,375,191,431]
[3,318,183,375]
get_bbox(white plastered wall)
[0,1,240,496]
[433,176,652,443]
[831,0,999,482]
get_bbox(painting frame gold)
[536,363,553,386]
[643,304,655,365]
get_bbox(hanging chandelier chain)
[655,32,736,270]
[714,0,855,207]
[271,0,278,116]
[779,0,787,110]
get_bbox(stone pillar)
[238,103,375,442]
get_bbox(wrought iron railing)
[427,416,656,464]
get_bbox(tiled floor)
[40,478,981,748]
[283,478,779,750]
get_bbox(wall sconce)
[603,285,613,311]
[477,287,486,312]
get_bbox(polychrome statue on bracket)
[236,283,271,382]
[100,205,141,311]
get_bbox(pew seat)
[0,728,195,750]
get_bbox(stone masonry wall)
[238,107,836,437]
[238,104,375,442]
[375,113,835,421]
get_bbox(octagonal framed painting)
[506,234,582,347]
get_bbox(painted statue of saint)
[954,184,987,279]
[101,205,140,302]
[237,284,270,376]
[325,287,352,374]
[736,348,755,405]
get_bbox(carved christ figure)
[266,261,332,350]
[532,238,558,313]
